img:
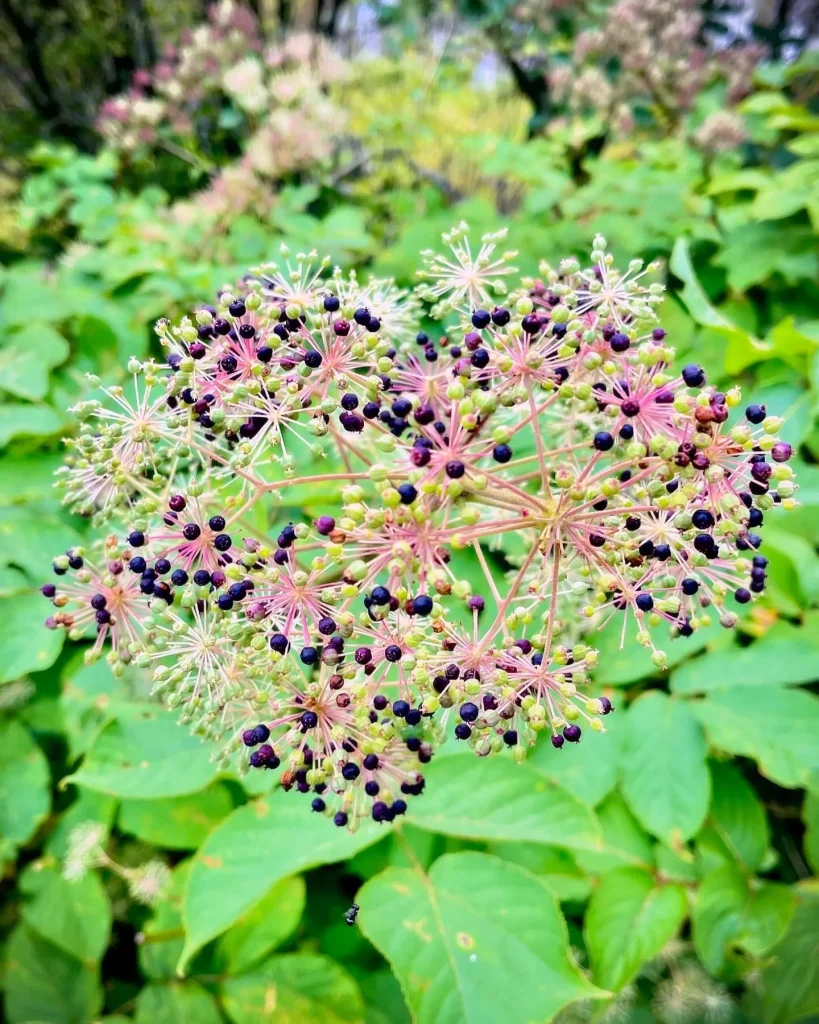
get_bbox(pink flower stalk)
[45,228,797,829]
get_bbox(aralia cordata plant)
[43,227,797,830]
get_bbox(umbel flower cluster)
[43,226,796,829]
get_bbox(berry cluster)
[44,226,796,829]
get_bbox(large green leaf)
[693,864,794,975]
[215,876,306,974]
[0,504,83,578]
[620,692,710,844]
[119,782,234,849]
[179,793,379,972]
[221,954,365,1024]
[358,851,604,1023]
[22,866,112,964]
[4,923,102,1024]
[0,454,64,507]
[584,867,688,991]
[689,686,819,789]
[0,719,51,846]
[408,753,601,850]
[66,704,220,799]
[0,591,65,682]
[0,323,70,401]
[760,883,819,1023]
[574,792,655,876]
[671,622,819,694]
[134,981,222,1024]
[0,403,66,447]
[698,761,769,873]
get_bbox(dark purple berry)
[459,702,479,722]
[682,364,706,388]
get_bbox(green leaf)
[22,866,112,964]
[0,504,83,578]
[180,793,380,972]
[803,791,819,875]
[689,686,819,789]
[585,867,688,991]
[762,528,819,609]
[591,613,725,685]
[760,883,819,1023]
[0,265,76,328]
[59,655,129,761]
[66,704,220,799]
[528,711,622,807]
[739,882,795,957]
[670,238,738,329]
[693,864,795,975]
[714,226,819,294]
[0,453,64,507]
[0,403,66,447]
[0,718,50,845]
[620,692,710,844]
[4,923,102,1024]
[701,761,769,873]
[358,851,604,1023]
[0,323,70,401]
[692,864,745,974]
[0,591,64,681]
[574,791,656,876]
[654,843,698,883]
[408,753,601,850]
[488,842,591,902]
[215,876,306,974]
[671,621,819,694]
[134,981,223,1024]
[221,954,366,1024]
[119,782,234,849]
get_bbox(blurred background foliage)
[1,0,819,1022]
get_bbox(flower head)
[44,226,797,827]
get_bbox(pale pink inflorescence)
[44,227,796,828]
